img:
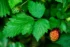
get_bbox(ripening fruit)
[49,29,59,42]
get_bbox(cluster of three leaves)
[3,13,50,41]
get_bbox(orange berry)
[50,29,59,42]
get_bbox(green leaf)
[33,19,50,41]
[49,17,60,29]
[8,42,16,47]
[66,21,70,33]
[8,42,25,47]
[3,13,34,37]
[56,12,67,19]
[56,0,68,12]
[0,0,10,17]
[68,0,70,2]
[66,17,70,21]
[59,22,67,33]
[55,0,62,3]
[56,33,70,47]
[21,20,34,35]
[63,0,67,8]
[0,38,8,47]
[51,7,57,17]
[16,42,25,47]
[0,32,4,39]
[28,1,45,18]
[8,0,22,9]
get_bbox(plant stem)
[20,0,28,7]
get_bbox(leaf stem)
[20,0,28,7]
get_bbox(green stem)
[20,0,28,7]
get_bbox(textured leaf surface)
[28,1,45,18]
[33,19,50,41]
[0,0,10,17]
[8,0,22,9]
[56,34,70,47]
[60,22,67,33]
[3,13,34,37]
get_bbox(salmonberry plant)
[0,0,70,47]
